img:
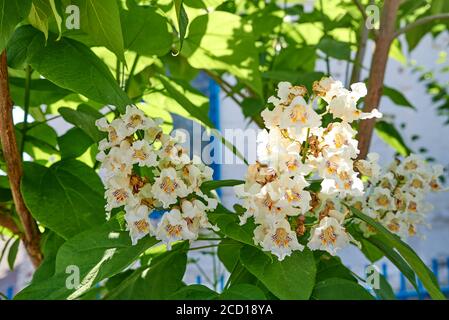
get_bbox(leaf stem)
[20,65,32,158]
[302,128,311,163]
[125,54,140,93]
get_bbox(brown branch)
[0,50,42,267]
[357,0,401,160]
[394,13,449,38]
[0,213,21,235]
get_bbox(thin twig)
[352,0,368,21]
[0,50,42,267]
[394,13,449,38]
[125,54,140,93]
[319,0,331,75]
[350,0,372,84]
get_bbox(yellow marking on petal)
[112,189,128,202]
[133,149,148,161]
[134,219,149,233]
[271,228,291,248]
[165,224,182,237]
[376,195,390,207]
[127,114,143,129]
[160,176,177,193]
[319,226,337,245]
[411,178,423,189]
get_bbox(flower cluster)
[235,78,383,260]
[352,153,444,239]
[96,105,218,248]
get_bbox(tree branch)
[352,0,368,21]
[394,13,449,38]
[357,0,401,160]
[0,50,42,267]
[0,212,21,235]
[350,16,370,84]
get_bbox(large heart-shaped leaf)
[121,5,172,56]
[311,278,374,300]
[62,0,125,61]
[0,0,31,50]
[182,11,262,97]
[15,216,158,300]
[21,160,106,239]
[13,26,131,110]
[105,243,188,299]
[240,245,316,300]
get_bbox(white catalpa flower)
[355,152,381,179]
[152,167,189,208]
[313,77,345,104]
[261,105,283,128]
[322,122,359,159]
[328,93,382,123]
[130,140,157,167]
[279,175,311,214]
[105,179,137,211]
[261,219,304,261]
[368,187,395,211]
[122,105,153,135]
[155,209,196,249]
[280,96,321,132]
[125,205,152,245]
[307,216,350,255]
[96,117,128,148]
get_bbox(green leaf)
[59,105,105,142]
[7,238,20,270]
[31,231,65,284]
[350,206,446,300]
[19,26,131,110]
[174,0,189,53]
[58,127,94,159]
[154,74,247,163]
[121,5,172,57]
[0,0,31,51]
[219,284,266,300]
[16,122,59,158]
[106,242,188,299]
[21,160,106,239]
[374,274,397,300]
[375,121,412,156]
[15,215,158,300]
[218,238,244,272]
[182,11,263,97]
[240,245,316,300]
[28,0,62,40]
[62,0,125,61]
[6,25,37,69]
[366,234,418,292]
[9,77,72,108]
[208,209,255,246]
[311,278,374,300]
[170,284,218,300]
[156,74,213,127]
[383,86,416,110]
[317,37,351,60]
[360,237,384,263]
[315,253,357,283]
[201,179,244,192]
